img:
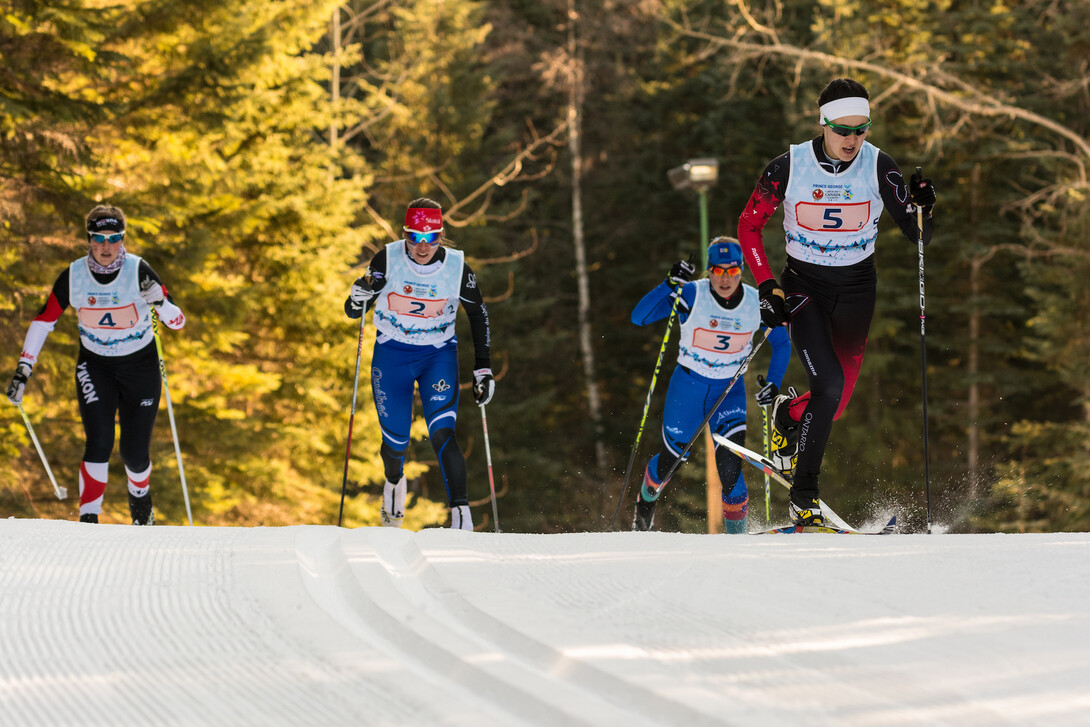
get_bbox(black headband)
[87,217,125,233]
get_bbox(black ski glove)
[909,171,936,219]
[758,279,788,328]
[7,362,32,406]
[666,257,697,290]
[755,375,779,408]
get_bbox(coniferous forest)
[3,0,1088,533]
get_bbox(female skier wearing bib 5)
[738,78,937,526]
[630,239,790,533]
[345,198,493,530]
[6,205,186,524]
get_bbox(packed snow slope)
[1,519,1088,726]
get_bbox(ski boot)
[769,389,800,474]
[722,516,747,535]
[78,513,99,524]
[451,504,473,531]
[632,494,657,531]
[381,475,407,528]
[789,487,825,527]
[128,491,155,526]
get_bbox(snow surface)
[2,519,1088,726]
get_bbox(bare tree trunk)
[967,163,981,496]
[567,0,608,474]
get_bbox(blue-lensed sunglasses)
[406,230,442,246]
[89,231,125,244]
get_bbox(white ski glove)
[348,280,375,305]
[473,368,495,406]
[140,283,166,306]
[156,299,186,330]
[7,362,32,405]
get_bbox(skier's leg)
[117,353,160,525]
[75,356,118,522]
[371,341,417,526]
[634,366,711,531]
[417,344,471,529]
[828,284,877,420]
[371,341,416,469]
[710,386,748,534]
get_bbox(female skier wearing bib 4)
[737,78,937,526]
[345,198,493,530]
[5,205,186,525]
[630,239,790,533]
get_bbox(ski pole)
[17,403,66,500]
[658,328,771,486]
[338,301,368,528]
[762,404,770,524]
[479,404,500,532]
[916,166,933,534]
[609,281,686,531]
[152,310,193,526]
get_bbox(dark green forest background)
[3,0,1088,533]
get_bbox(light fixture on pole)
[667,158,719,266]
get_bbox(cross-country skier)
[5,205,186,525]
[630,238,791,533]
[345,198,493,531]
[737,77,937,526]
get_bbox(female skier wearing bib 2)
[630,239,790,533]
[737,78,937,526]
[345,198,493,530]
[5,205,186,524]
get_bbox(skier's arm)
[877,151,933,246]
[737,153,789,286]
[630,281,694,326]
[138,260,185,330]
[345,248,388,319]
[765,326,791,388]
[459,263,491,371]
[18,269,71,368]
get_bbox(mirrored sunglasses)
[406,230,442,246]
[89,232,125,244]
[824,118,872,137]
[710,264,742,277]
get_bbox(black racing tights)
[782,257,876,497]
[75,343,161,471]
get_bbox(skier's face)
[406,233,442,264]
[88,233,124,266]
[821,114,870,163]
[708,264,742,298]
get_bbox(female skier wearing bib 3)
[738,78,937,526]
[630,239,790,533]
[345,198,493,530]
[6,205,186,524]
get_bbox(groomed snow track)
[1,519,1088,726]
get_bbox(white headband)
[819,97,871,124]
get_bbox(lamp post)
[668,158,719,268]
[667,158,723,534]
